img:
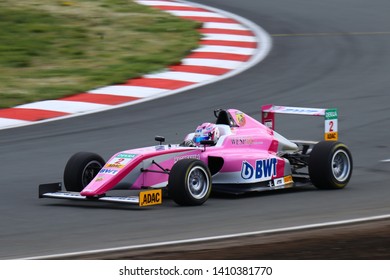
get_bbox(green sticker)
[116,153,137,159]
[325,108,338,120]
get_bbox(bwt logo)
[241,159,277,180]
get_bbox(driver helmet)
[193,123,220,145]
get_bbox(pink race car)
[39,105,353,207]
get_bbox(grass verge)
[0,0,201,108]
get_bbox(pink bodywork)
[80,109,296,197]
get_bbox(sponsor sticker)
[273,178,284,187]
[241,159,277,180]
[105,163,125,168]
[139,189,162,207]
[284,175,293,184]
[278,107,325,115]
[104,154,136,169]
[325,131,338,141]
[325,108,338,120]
[264,120,273,129]
[324,108,338,141]
[116,153,137,159]
[95,177,104,182]
[99,168,119,175]
[235,111,246,126]
[231,137,254,145]
[273,175,293,188]
[174,154,200,163]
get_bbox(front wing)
[39,183,162,207]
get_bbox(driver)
[180,123,220,147]
[193,122,220,146]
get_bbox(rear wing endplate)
[261,105,338,141]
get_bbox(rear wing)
[261,105,338,141]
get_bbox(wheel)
[168,159,212,206]
[308,141,353,189]
[63,152,105,192]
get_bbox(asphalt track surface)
[1,0,390,259]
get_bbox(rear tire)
[63,152,105,192]
[168,159,212,206]
[309,141,352,189]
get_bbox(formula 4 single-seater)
[39,105,353,207]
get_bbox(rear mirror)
[155,136,165,145]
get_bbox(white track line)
[16,100,111,114]
[136,0,190,7]
[144,71,217,82]
[24,213,390,260]
[88,86,167,97]
[203,22,249,30]
[166,10,228,18]
[202,33,257,42]
[0,118,30,126]
[181,58,244,68]
[193,45,257,55]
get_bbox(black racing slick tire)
[63,152,105,192]
[308,141,353,189]
[168,159,212,206]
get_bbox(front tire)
[168,159,212,206]
[63,152,105,192]
[309,141,353,189]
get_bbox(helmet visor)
[193,135,209,143]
